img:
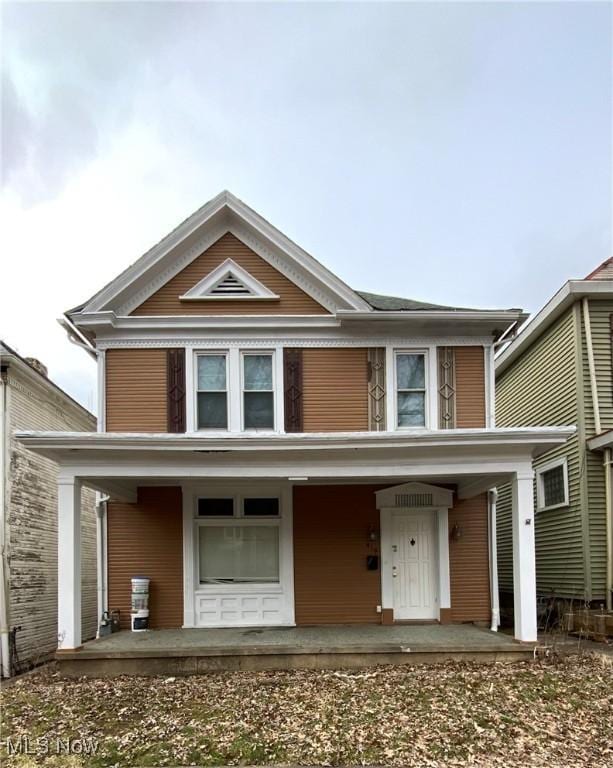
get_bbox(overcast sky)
[1,1,611,413]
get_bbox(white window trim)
[182,481,295,628]
[536,456,569,512]
[240,350,276,433]
[187,346,284,434]
[194,351,229,431]
[387,347,437,431]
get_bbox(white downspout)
[582,298,601,434]
[95,494,109,636]
[582,297,612,610]
[0,370,11,677]
[488,487,500,631]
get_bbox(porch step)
[56,639,535,677]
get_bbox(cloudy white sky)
[1,1,611,413]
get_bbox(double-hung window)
[197,495,280,584]
[395,351,427,428]
[197,354,228,429]
[242,353,274,430]
[194,350,277,432]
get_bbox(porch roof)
[17,426,573,502]
[17,426,573,458]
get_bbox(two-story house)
[1,341,97,677]
[496,260,613,617]
[18,192,572,662]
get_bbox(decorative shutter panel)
[167,348,186,433]
[367,348,386,431]
[437,347,456,429]
[283,348,303,433]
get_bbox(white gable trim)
[178,259,280,302]
[77,191,371,317]
[375,482,454,510]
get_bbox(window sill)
[187,430,282,437]
[536,502,570,513]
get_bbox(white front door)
[392,512,438,620]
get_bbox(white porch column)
[57,476,82,650]
[511,469,537,642]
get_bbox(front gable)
[74,191,370,319]
[132,233,330,316]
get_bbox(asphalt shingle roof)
[356,291,476,312]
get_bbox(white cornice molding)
[76,311,340,328]
[93,336,495,350]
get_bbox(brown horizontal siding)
[132,233,329,315]
[449,494,490,622]
[293,485,382,624]
[302,348,369,431]
[455,346,486,428]
[107,487,183,630]
[105,348,167,432]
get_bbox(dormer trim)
[178,259,280,302]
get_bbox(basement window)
[536,457,569,512]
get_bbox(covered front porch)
[18,426,574,668]
[55,623,534,677]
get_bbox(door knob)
[392,566,398,578]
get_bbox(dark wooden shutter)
[284,348,303,432]
[167,349,186,433]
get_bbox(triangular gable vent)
[210,273,253,296]
[179,258,280,302]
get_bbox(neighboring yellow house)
[496,260,613,619]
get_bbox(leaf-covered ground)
[1,654,612,767]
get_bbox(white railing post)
[511,469,537,642]
[58,476,82,650]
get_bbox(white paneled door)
[392,512,438,620]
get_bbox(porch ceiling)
[82,471,511,503]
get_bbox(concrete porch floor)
[57,625,535,677]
